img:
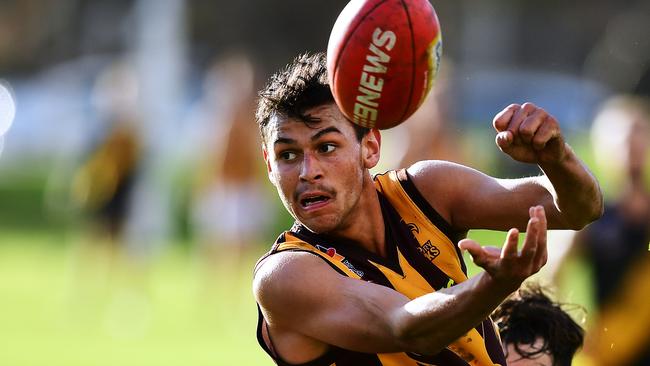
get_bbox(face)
[262,103,380,234]
[625,117,649,180]
[505,338,554,366]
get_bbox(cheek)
[274,166,298,197]
[337,159,365,194]
[273,174,296,214]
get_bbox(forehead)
[263,103,355,144]
[505,341,553,366]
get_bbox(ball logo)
[420,33,442,107]
[353,27,396,128]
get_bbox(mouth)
[299,193,332,210]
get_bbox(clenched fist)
[493,102,567,164]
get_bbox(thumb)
[459,239,488,266]
[495,131,513,150]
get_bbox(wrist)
[476,272,520,302]
[539,142,573,170]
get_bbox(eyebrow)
[311,126,342,141]
[273,137,296,146]
[273,126,343,146]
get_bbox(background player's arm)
[408,103,602,231]
[254,208,547,359]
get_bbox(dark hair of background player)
[492,284,585,366]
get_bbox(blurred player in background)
[189,53,271,307]
[557,95,650,366]
[66,60,151,334]
[72,123,140,247]
[252,52,602,366]
[492,283,584,366]
[71,61,141,279]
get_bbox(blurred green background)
[0,137,600,366]
[1,0,649,365]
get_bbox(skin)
[255,102,602,364]
[408,102,603,233]
[505,338,554,366]
[263,104,387,255]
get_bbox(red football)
[327,0,442,129]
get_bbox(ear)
[262,144,276,184]
[362,128,381,169]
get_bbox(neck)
[329,173,387,257]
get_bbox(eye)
[318,143,336,154]
[279,151,297,161]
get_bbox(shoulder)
[406,160,477,183]
[374,161,470,199]
[404,160,474,222]
[253,250,344,313]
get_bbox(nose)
[299,152,324,182]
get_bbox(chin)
[298,216,340,234]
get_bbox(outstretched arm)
[408,103,602,231]
[254,207,547,359]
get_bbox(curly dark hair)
[492,284,585,366]
[256,52,369,142]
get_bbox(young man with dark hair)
[492,284,585,366]
[253,52,602,366]
[560,95,650,366]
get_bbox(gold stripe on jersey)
[378,352,426,366]
[265,170,504,366]
[278,236,500,365]
[277,237,364,280]
[370,247,433,298]
[374,171,502,366]
[374,170,467,284]
[372,246,499,366]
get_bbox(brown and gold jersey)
[255,169,506,366]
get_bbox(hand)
[493,103,566,164]
[458,206,548,292]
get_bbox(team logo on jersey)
[405,222,441,263]
[416,240,440,262]
[315,245,365,278]
[406,222,420,234]
[316,245,344,261]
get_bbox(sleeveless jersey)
[579,204,650,366]
[255,169,506,366]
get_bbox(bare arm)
[535,143,603,229]
[254,207,547,359]
[408,103,602,231]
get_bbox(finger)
[520,214,541,261]
[501,228,520,259]
[518,108,546,145]
[507,102,537,139]
[531,116,561,151]
[532,206,548,268]
[493,104,520,132]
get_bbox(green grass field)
[0,228,514,366]
[0,230,272,366]
[0,226,592,366]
